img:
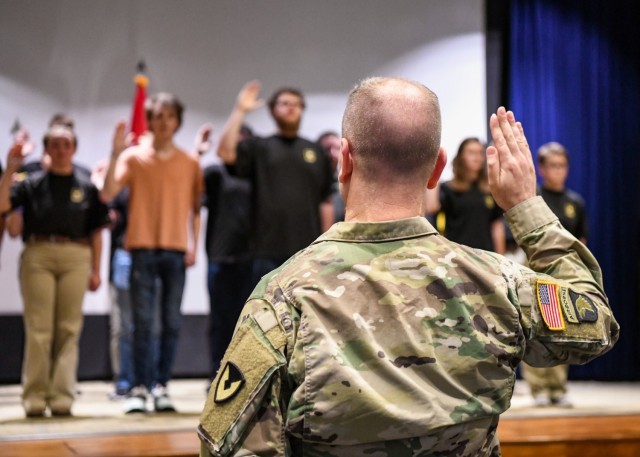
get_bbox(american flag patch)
[536,281,565,331]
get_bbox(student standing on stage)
[216,81,334,285]
[102,93,204,414]
[426,137,505,253]
[0,126,109,417]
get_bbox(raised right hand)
[236,80,264,113]
[486,107,537,211]
[6,142,28,172]
[112,120,129,158]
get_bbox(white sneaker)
[551,395,573,408]
[533,394,551,407]
[124,386,148,414]
[152,384,176,412]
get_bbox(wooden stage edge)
[1,414,640,457]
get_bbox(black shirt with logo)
[438,181,503,251]
[539,186,588,240]
[235,135,334,259]
[10,170,109,241]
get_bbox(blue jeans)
[207,261,253,377]
[110,249,161,392]
[130,249,186,389]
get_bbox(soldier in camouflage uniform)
[198,77,619,457]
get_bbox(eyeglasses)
[275,100,303,108]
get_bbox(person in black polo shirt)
[425,137,505,253]
[217,80,334,285]
[0,125,109,418]
[521,141,588,408]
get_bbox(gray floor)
[0,379,639,441]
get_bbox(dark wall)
[0,315,210,384]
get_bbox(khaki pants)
[19,242,90,413]
[521,363,569,400]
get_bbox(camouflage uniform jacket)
[199,196,619,457]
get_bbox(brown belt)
[29,235,90,246]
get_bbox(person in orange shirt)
[102,93,204,414]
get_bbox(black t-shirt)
[235,135,334,259]
[539,186,588,240]
[438,181,503,251]
[204,164,252,263]
[10,170,110,241]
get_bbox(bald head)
[342,77,441,183]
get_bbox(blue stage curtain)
[509,0,640,380]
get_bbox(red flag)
[130,65,148,145]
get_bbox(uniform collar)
[315,217,438,243]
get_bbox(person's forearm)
[100,157,120,202]
[508,197,606,302]
[216,108,246,165]
[6,211,23,238]
[508,196,618,366]
[0,170,16,213]
[90,230,102,275]
[191,210,201,254]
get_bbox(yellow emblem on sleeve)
[214,362,245,404]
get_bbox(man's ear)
[427,147,447,189]
[338,138,353,184]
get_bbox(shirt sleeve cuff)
[505,196,559,242]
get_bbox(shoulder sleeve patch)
[569,289,598,323]
[214,362,245,404]
[535,280,565,331]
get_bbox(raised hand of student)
[236,80,264,113]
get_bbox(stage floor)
[1,379,639,441]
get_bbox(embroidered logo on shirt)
[70,188,84,203]
[484,195,495,209]
[303,148,317,163]
[214,362,245,404]
[564,203,576,219]
[536,280,565,331]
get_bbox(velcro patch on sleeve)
[535,280,566,331]
[199,316,286,455]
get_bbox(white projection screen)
[0,0,486,315]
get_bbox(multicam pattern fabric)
[199,196,619,457]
